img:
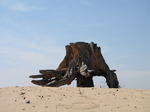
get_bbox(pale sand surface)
[0,87,150,112]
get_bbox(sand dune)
[0,87,150,112]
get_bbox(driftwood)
[29,42,119,88]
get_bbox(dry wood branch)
[45,61,77,87]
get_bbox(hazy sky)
[0,0,150,89]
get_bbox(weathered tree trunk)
[29,42,119,88]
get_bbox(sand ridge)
[0,87,150,112]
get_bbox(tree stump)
[29,42,119,88]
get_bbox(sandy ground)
[0,87,150,112]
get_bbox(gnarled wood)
[29,42,119,88]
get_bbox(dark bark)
[29,42,119,88]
